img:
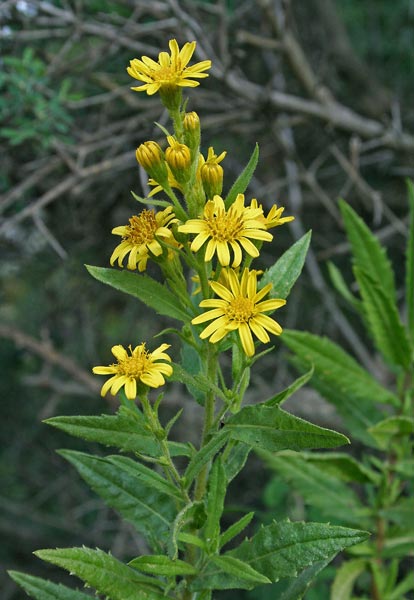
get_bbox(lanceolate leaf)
[327,261,362,312]
[219,512,255,549]
[278,556,335,600]
[45,407,191,458]
[193,521,368,590]
[34,548,167,600]
[225,144,259,208]
[8,571,92,600]
[339,200,396,300]
[406,179,414,342]
[225,405,349,452]
[260,231,311,299]
[129,555,197,576]
[205,457,227,552]
[85,266,190,323]
[209,555,271,586]
[59,450,177,544]
[228,521,369,581]
[355,268,412,370]
[281,329,399,406]
[184,430,229,488]
[368,416,414,449]
[330,558,367,600]
[265,366,314,407]
[259,451,366,527]
[289,354,383,447]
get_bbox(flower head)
[178,193,272,267]
[192,268,286,356]
[110,207,177,271]
[93,343,173,400]
[250,199,294,229]
[136,141,168,184]
[127,39,211,97]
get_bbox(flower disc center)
[125,210,157,244]
[226,296,255,323]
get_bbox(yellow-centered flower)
[250,199,294,229]
[110,207,177,271]
[192,268,286,356]
[127,39,211,96]
[93,343,173,400]
[178,193,272,267]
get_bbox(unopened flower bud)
[165,136,192,185]
[183,111,201,152]
[136,141,168,185]
[200,146,226,198]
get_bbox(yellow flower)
[127,39,211,96]
[250,199,294,230]
[110,207,177,271]
[136,141,168,184]
[93,343,173,400]
[192,268,286,356]
[178,193,272,267]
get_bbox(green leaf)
[59,450,177,546]
[281,330,399,406]
[229,521,369,582]
[194,521,368,590]
[406,179,414,342]
[85,266,190,323]
[45,407,191,458]
[381,530,414,558]
[7,571,92,600]
[259,451,366,526]
[223,441,251,482]
[289,354,382,447]
[368,416,414,449]
[177,342,205,405]
[34,548,166,600]
[260,231,311,299]
[225,144,259,208]
[219,511,255,549]
[355,268,412,370]
[265,366,314,407]
[129,555,197,576]
[209,555,271,586]
[278,556,335,600]
[299,452,377,484]
[327,261,362,311]
[388,571,414,600]
[204,457,227,552]
[379,498,414,527]
[225,405,349,452]
[330,558,367,600]
[339,199,396,300]
[184,430,229,488]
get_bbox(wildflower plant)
[10,40,370,600]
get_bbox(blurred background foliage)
[0,0,413,597]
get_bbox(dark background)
[1,0,413,597]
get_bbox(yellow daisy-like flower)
[127,39,211,96]
[178,193,273,267]
[110,207,177,271]
[250,199,294,230]
[93,343,173,400]
[192,268,286,356]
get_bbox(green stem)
[194,344,218,502]
[140,395,190,503]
